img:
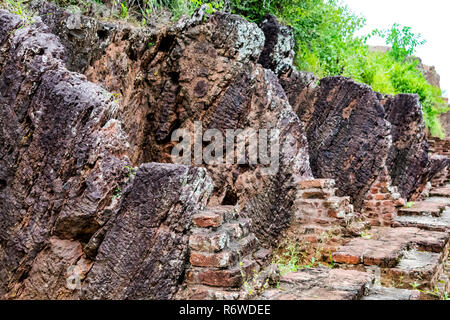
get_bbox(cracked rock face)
[0,10,213,299]
[0,6,313,299]
[1,2,447,300]
[46,8,313,242]
[382,94,432,200]
[280,69,449,208]
[81,163,213,300]
[281,74,392,209]
[0,12,131,298]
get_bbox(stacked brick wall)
[361,168,405,227]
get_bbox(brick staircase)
[180,206,268,300]
[293,179,356,239]
[428,136,450,157]
[330,184,450,298]
[260,267,421,300]
[258,183,450,300]
[182,183,450,300]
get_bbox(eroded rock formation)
[0,5,313,299]
[0,2,449,300]
[35,5,314,243]
[280,69,449,211]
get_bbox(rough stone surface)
[260,268,374,300]
[280,71,449,210]
[383,94,431,200]
[333,226,449,266]
[82,163,213,299]
[283,75,391,209]
[0,11,130,298]
[258,15,295,76]
[1,4,449,301]
[71,9,314,243]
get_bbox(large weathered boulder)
[0,11,132,298]
[53,8,314,242]
[280,68,449,209]
[382,94,430,199]
[82,163,213,299]
[281,74,392,209]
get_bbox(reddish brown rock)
[281,75,391,209]
[190,251,236,268]
[81,163,213,299]
[382,93,447,200]
[192,211,224,228]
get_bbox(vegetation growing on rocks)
[32,0,445,137]
[0,0,449,302]
[2,1,446,136]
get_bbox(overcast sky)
[341,0,449,97]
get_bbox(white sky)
[341,0,450,97]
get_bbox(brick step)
[381,249,447,290]
[300,224,341,236]
[298,188,337,200]
[260,268,374,300]
[228,233,259,258]
[333,227,449,266]
[362,286,420,300]
[393,208,450,232]
[333,238,405,267]
[221,218,252,240]
[186,257,259,288]
[190,225,257,252]
[426,197,450,205]
[190,250,238,268]
[332,227,449,290]
[182,285,241,300]
[297,179,336,190]
[430,187,450,198]
[296,214,346,226]
[189,230,229,253]
[295,196,351,205]
[192,206,237,228]
[398,201,446,217]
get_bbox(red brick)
[375,194,386,200]
[332,252,360,265]
[192,211,223,228]
[189,231,228,252]
[298,179,335,189]
[190,251,236,268]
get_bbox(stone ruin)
[0,3,449,300]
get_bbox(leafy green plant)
[373,24,426,62]
[112,187,122,199]
[5,0,34,25]
[229,0,447,137]
[120,1,128,19]
[405,202,415,208]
